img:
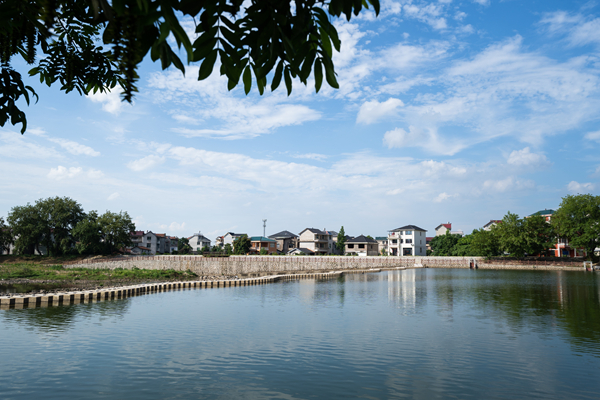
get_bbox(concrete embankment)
[63,255,586,274]
[0,269,386,310]
[63,255,474,275]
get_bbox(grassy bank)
[0,263,197,281]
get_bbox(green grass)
[0,263,198,281]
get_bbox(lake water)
[1,268,599,399]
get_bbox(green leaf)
[271,61,284,91]
[198,49,218,80]
[243,64,252,95]
[314,58,323,92]
[284,67,292,96]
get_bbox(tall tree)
[233,234,251,255]
[430,231,461,256]
[452,234,474,256]
[36,196,84,256]
[97,210,135,254]
[72,210,104,254]
[495,211,527,258]
[8,202,46,254]
[178,237,192,254]
[469,228,501,258]
[0,217,13,254]
[1,0,380,133]
[553,194,600,261]
[336,226,346,255]
[522,214,556,256]
[224,243,233,255]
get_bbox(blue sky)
[2,0,600,240]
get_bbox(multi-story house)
[188,233,211,253]
[268,230,299,253]
[131,230,144,247]
[250,236,278,254]
[483,220,501,231]
[215,236,224,248]
[345,235,379,256]
[375,237,388,254]
[169,236,178,253]
[324,229,339,254]
[435,222,464,236]
[387,225,427,256]
[299,228,331,255]
[223,232,246,248]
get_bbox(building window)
[359,244,365,249]
[405,231,412,235]
[348,244,355,249]
[392,239,397,244]
[406,239,412,244]
[147,236,151,241]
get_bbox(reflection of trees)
[0,299,131,333]
[433,269,600,355]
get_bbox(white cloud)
[434,192,456,202]
[48,138,100,157]
[357,98,404,124]
[88,90,129,115]
[507,147,549,167]
[87,169,104,179]
[48,166,82,180]
[483,177,535,192]
[292,153,328,162]
[107,192,120,201]
[540,12,600,47]
[127,155,165,171]
[567,181,595,193]
[584,130,600,142]
[148,67,321,140]
[383,126,466,155]
[168,222,186,232]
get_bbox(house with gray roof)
[345,235,379,256]
[388,225,427,256]
[268,230,299,253]
[299,228,332,255]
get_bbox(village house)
[250,236,278,254]
[345,235,379,256]
[375,236,388,254]
[298,228,332,255]
[387,225,427,256]
[188,232,211,253]
[268,230,299,253]
[223,232,246,248]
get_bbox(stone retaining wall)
[64,255,464,275]
[64,255,587,275]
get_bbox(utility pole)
[263,219,267,238]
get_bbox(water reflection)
[1,269,599,399]
[0,298,131,333]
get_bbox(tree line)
[429,194,600,261]
[0,196,135,256]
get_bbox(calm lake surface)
[1,268,600,399]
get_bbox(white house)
[387,225,427,256]
[299,228,331,255]
[189,233,211,252]
[223,232,246,248]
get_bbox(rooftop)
[529,209,556,216]
[269,230,298,239]
[390,225,427,232]
[346,235,378,243]
[250,236,276,242]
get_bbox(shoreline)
[1,265,593,309]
